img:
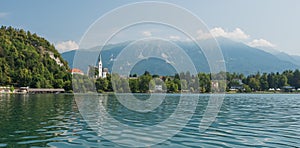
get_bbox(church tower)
[98,54,103,78]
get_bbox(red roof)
[70,68,83,73]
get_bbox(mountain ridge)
[62,38,300,75]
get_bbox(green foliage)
[0,26,71,89]
[248,77,260,91]
[95,78,109,91]
[10,85,14,92]
[198,73,211,93]
[243,84,251,93]
[138,72,152,93]
[72,74,95,93]
[93,69,300,93]
[129,78,139,93]
[259,73,269,91]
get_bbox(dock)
[18,87,65,94]
[27,88,65,93]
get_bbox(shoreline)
[2,91,300,95]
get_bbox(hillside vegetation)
[0,26,71,90]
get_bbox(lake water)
[0,94,299,147]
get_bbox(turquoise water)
[0,94,299,147]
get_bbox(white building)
[46,51,64,67]
[155,85,163,91]
[97,54,109,78]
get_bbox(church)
[87,53,109,78]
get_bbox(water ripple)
[0,94,299,147]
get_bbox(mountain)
[0,26,71,89]
[291,55,300,65]
[62,38,300,75]
[253,46,300,67]
[253,46,281,55]
[217,38,299,74]
[272,52,300,67]
[62,40,208,75]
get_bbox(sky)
[1,0,300,55]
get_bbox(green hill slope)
[0,26,71,89]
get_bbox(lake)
[0,94,299,147]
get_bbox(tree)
[278,75,288,87]
[129,79,139,93]
[0,26,71,90]
[120,78,130,93]
[293,69,300,88]
[185,71,191,83]
[173,78,181,90]
[10,86,14,92]
[259,73,269,91]
[267,73,276,88]
[248,77,260,91]
[181,79,188,90]
[63,80,72,92]
[166,80,178,93]
[54,79,64,88]
[243,84,251,93]
[96,78,109,92]
[198,73,211,93]
[283,70,294,87]
[138,72,152,93]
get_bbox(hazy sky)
[1,0,300,55]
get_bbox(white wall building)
[97,54,109,78]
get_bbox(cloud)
[197,27,276,48]
[197,27,250,40]
[142,31,152,37]
[248,39,276,48]
[55,40,79,53]
[169,35,180,40]
[0,12,9,18]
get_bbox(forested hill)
[0,26,71,89]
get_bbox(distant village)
[70,54,109,78]
[2,53,300,94]
[0,53,107,94]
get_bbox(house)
[229,86,244,91]
[211,81,219,89]
[268,88,275,91]
[70,68,84,75]
[18,86,29,93]
[282,86,295,92]
[149,85,165,93]
[155,85,163,91]
[0,86,11,93]
[102,68,109,78]
[46,51,64,67]
[87,53,109,78]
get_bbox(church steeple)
[98,54,103,78]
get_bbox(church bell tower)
[98,54,103,78]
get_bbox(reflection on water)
[75,94,199,147]
[0,94,299,147]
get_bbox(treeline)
[229,70,300,92]
[73,71,205,93]
[73,69,300,93]
[0,26,72,90]
[97,71,204,93]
